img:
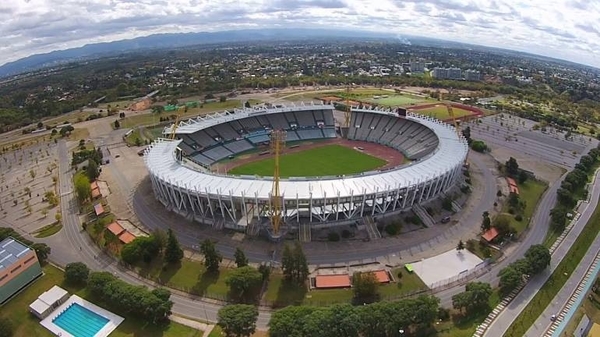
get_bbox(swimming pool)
[52,303,109,337]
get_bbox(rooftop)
[0,237,31,270]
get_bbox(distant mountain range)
[0,29,400,78]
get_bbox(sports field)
[228,144,386,177]
[367,94,430,106]
[410,105,474,120]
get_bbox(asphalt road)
[42,136,582,330]
[483,169,600,336]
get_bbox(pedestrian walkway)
[170,315,214,337]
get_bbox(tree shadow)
[273,280,307,308]
[157,261,181,285]
[192,270,220,297]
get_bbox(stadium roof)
[145,110,468,200]
[0,237,31,270]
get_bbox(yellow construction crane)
[344,84,352,128]
[269,130,286,237]
[439,91,461,137]
[169,105,186,140]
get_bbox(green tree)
[217,304,259,337]
[114,120,121,129]
[200,239,222,273]
[234,247,248,268]
[86,159,99,181]
[151,105,165,114]
[282,243,309,283]
[31,243,51,263]
[481,212,491,231]
[244,101,251,108]
[226,266,262,302]
[74,173,91,203]
[121,236,160,264]
[65,262,90,284]
[352,272,379,303]
[505,157,519,177]
[457,240,465,252]
[0,317,13,337]
[524,244,551,275]
[269,305,316,337]
[498,264,522,295]
[164,229,183,264]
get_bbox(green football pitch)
[228,144,387,178]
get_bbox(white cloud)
[2,0,600,68]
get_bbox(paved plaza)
[411,248,484,288]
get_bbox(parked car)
[441,216,451,223]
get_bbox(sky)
[2,0,600,68]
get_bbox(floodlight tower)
[269,130,286,239]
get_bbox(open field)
[228,144,386,177]
[367,94,430,106]
[504,179,548,234]
[0,265,202,337]
[120,100,243,128]
[409,104,475,120]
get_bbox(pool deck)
[40,295,124,337]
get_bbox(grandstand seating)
[348,111,437,160]
[177,110,336,166]
[297,128,325,140]
[224,139,253,154]
[203,146,233,161]
[294,111,316,127]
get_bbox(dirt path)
[213,138,406,173]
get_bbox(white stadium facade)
[143,103,468,231]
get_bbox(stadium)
[143,102,468,237]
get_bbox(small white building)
[29,285,69,319]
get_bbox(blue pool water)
[53,303,109,337]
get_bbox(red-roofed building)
[506,177,519,195]
[106,222,125,236]
[372,270,391,284]
[118,231,136,244]
[482,227,499,242]
[91,188,101,199]
[315,274,351,289]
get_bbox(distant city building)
[432,67,463,80]
[432,67,449,79]
[448,68,462,80]
[410,62,425,73]
[465,70,481,81]
[0,237,43,305]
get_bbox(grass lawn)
[503,179,548,234]
[379,268,428,299]
[264,270,427,307]
[143,125,166,141]
[135,258,232,299]
[120,100,243,128]
[125,129,145,146]
[505,193,600,336]
[0,265,202,337]
[33,222,63,238]
[228,144,386,177]
[367,94,429,106]
[410,105,474,120]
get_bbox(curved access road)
[42,137,589,331]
